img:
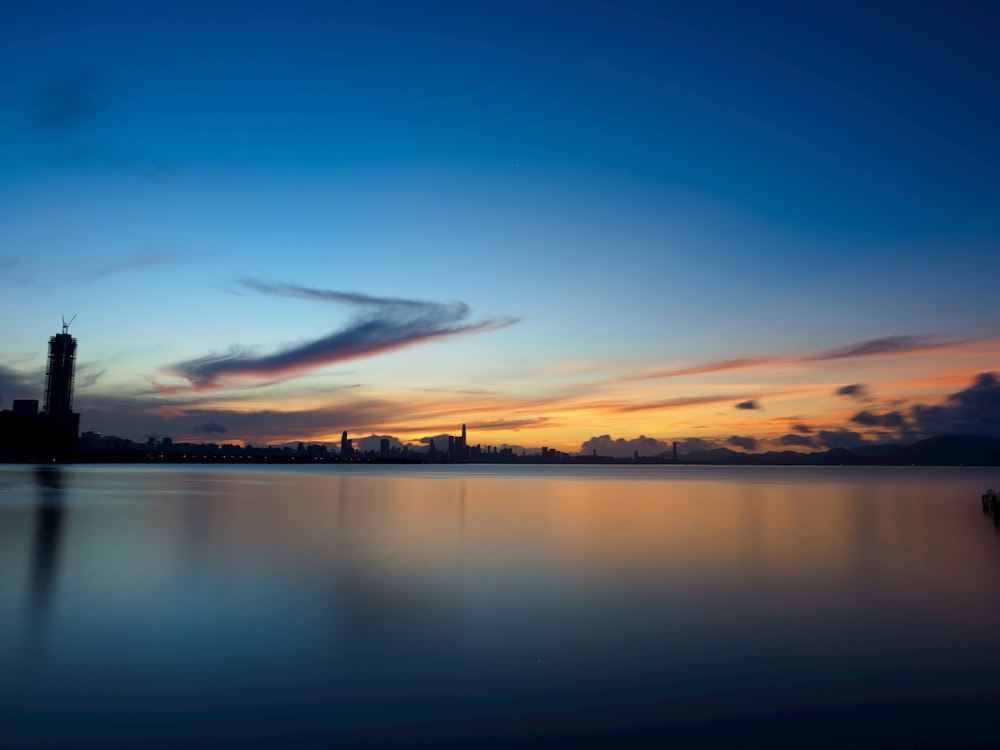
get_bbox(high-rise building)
[42,320,80,454]
[448,423,470,462]
[44,325,76,418]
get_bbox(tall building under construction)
[43,320,80,455]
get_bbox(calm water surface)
[1,464,999,748]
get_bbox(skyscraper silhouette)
[449,423,469,462]
[44,328,76,418]
[43,320,80,455]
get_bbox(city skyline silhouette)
[2,320,999,465]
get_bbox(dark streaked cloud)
[810,335,956,361]
[611,394,754,413]
[792,422,813,434]
[160,281,517,392]
[850,410,881,427]
[836,383,868,399]
[851,410,906,429]
[75,366,106,390]
[468,418,548,432]
[618,357,778,383]
[613,335,968,386]
[910,372,1000,437]
[882,411,907,429]
[728,435,758,451]
[735,399,759,410]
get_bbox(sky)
[1,0,999,456]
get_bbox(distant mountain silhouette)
[876,435,1000,466]
[683,435,1000,466]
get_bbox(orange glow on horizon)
[125,337,1000,452]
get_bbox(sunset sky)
[1,1,999,455]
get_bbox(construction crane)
[62,314,77,334]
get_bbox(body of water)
[1,464,999,748]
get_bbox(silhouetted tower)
[448,423,470,462]
[42,316,80,456]
[44,318,77,418]
[340,430,353,458]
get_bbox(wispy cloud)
[75,366,106,390]
[612,335,969,385]
[618,357,779,383]
[157,281,518,392]
[467,418,548,432]
[602,394,755,414]
[83,253,179,282]
[851,410,906,429]
[808,335,958,361]
[0,250,180,290]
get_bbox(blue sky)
[2,1,999,453]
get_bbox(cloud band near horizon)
[616,334,969,384]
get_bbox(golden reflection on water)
[3,465,1000,748]
[4,467,999,620]
[94,466,1000,635]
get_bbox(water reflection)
[1,465,1000,748]
[28,466,65,630]
[324,475,468,637]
